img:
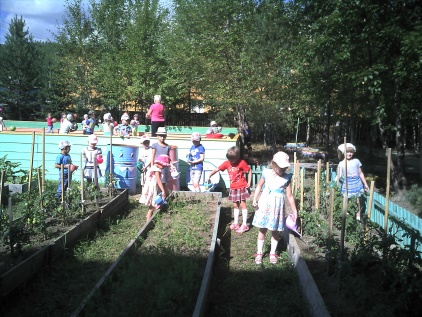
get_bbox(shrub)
[406,184,422,213]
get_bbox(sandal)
[235,225,249,234]
[269,254,279,264]
[229,223,240,230]
[254,253,263,264]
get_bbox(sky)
[0,0,90,44]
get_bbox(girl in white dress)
[82,134,102,185]
[252,151,298,264]
[139,154,170,221]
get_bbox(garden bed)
[77,191,221,316]
[0,189,128,299]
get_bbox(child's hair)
[226,146,240,160]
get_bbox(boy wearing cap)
[114,113,133,137]
[82,134,103,186]
[55,140,77,199]
[188,132,205,192]
[206,120,218,134]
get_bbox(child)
[150,127,174,190]
[138,135,152,186]
[131,114,140,136]
[252,151,298,264]
[206,120,221,134]
[114,113,133,137]
[102,113,114,136]
[0,116,6,132]
[335,143,369,220]
[55,140,78,199]
[207,146,252,233]
[82,134,103,186]
[188,132,205,192]
[139,154,170,221]
[46,113,54,133]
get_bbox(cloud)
[0,0,87,43]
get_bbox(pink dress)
[139,165,163,207]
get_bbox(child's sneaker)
[229,223,240,230]
[235,225,249,234]
[254,253,263,264]
[269,254,279,264]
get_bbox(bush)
[406,184,422,212]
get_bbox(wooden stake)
[80,154,85,215]
[28,131,35,199]
[300,168,304,211]
[340,137,348,257]
[314,172,318,210]
[329,187,334,238]
[364,181,375,241]
[384,148,391,232]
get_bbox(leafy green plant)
[406,184,422,213]
[0,154,38,184]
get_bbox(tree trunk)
[325,103,331,163]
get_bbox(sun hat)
[286,214,301,237]
[133,113,138,117]
[154,154,171,167]
[140,134,150,143]
[210,120,217,126]
[337,143,356,154]
[121,113,130,121]
[272,151,290,169]
[191,132,201,141]
[103,113,111,121]
[156,127,167,135]
[88,134,98,144]
[58,140,72,150]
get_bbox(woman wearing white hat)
[146,95,165,136]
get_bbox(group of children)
[54,113,368,265]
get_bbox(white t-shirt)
[338,158,362,178]
[59,120,73,134]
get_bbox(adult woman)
[146,94,165,136]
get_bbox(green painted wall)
[4,120,238,136]
[0,131,239,190]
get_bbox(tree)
[0,16,43,120]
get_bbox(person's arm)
[155,171,167,198]
[285,184,298,221]
[358,167,369,191]
[206,169,219,183]
[146,107,152,119]
[55,163,70,169]
[246,168,252,188]
[192,153,205,164]
[252,177,265,208]
[150,148,156,168]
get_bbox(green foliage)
[0,15,44,120]
[406,184,422,213]
[0,155,35,184]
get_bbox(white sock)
[270,237,279,254]
[257,239,265,254]
[233,208,240,224]
[242,209,248,226]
